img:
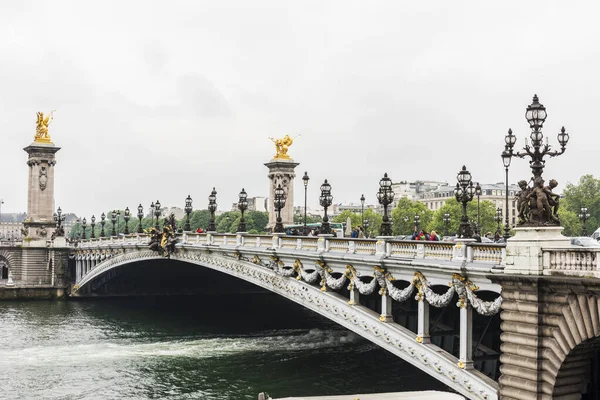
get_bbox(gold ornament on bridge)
[269,134,297,160]
[34,111,55,143]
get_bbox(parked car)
[570,237,600,248]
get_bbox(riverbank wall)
[0,285,67,300]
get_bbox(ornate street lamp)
[90,215,96,239]
[123,207,131,235]
[154,200,161,229]
[454,165,476,239]
[443,212,451,237]
[579,207,590,236]
[495,207,503,236]
[503,95,570,226]
[184,195,193,231]
[100,212,106,237]
[360,194,365,231]
[302,171,310,235]
[274,184,286,233]
[110,210,118,236]
[475,182,482,234]
[137,204,144,233]
[319,179,333,235]
[53,206,66,237]
[414,214,421,235]
[501,148,512,240]
[81,217,87,240]
[237,188,248,232]
[208,188,217,232]
[377,173,394,236]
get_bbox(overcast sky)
[0,1,597,218]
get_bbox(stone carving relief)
[36,226,47,237]
[39,166,48,191]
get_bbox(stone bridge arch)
[495,276,600,399]
[0,250,17,280]
[75,248,499,400]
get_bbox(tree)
[391,198,433,236]
[293,214,321,224]
[562,175,600,236]
[428,199,498,238]
[332,210,362,230]
[363,208,382,238]
[557,208,581,237]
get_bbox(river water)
[0,294,447,400]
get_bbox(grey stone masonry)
[490,274,600,400]
[23,142,61,240]
[264,159,299,229]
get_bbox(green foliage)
[363,208,382,238]
[562,174,600,236]
[293,213,322,224]
[428,199,498,237]
[214,211,269,233]
[391,198,433,236]
[332,210,363,229]
[557,208,581,237]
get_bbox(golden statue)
[34,111,55,143]
[269,134,296,160]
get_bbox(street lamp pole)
[81,217,87,240]
[475,183,482,234]
[302,172,309,235]
[501,149,512,241]
[579,207,590,236]
[184,195,193,231]
[274,184,286,233]
[319,180,333,235]
[360,194,365,231]
[154,200,161,229]
[495,207,502,236]
[123,207,130,235]
[237,189,248,232]
[110,210,118,236]
[137,204,144,233]
[208,188,217,232]
[414,214,420,233]
[377,173,394,236]
[453,165,476,239]
[90,215,96,239]
[443,212,450,237]
[100,212,106,237]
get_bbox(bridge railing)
[76,233,507,266]
[543,247,600,275]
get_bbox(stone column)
[23,141,61,241]
[264,159,299,230]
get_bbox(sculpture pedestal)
[264,159,299,230]
[504,226,570,275]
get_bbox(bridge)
[73,232,503,399]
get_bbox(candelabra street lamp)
[319,179,333,235]
[110,210,118,236]
[443,212,450,237]
[53,206,66,237]
[137,204,144,233]
[208,188,217,232]
[81,217,87,240]
[475,182,482,234]
[360,194,365,231]
[123,207,131,235]
[454,165,476,239]
[302,171,310,236]
[274,184,286,233]
[501,149,512,241]
[503,95,570,227]
[184,195,193,231]
[579,207,590,236]
[495,207,503,236]
[90,215,96,239]
[100,212,106,237]
[377,173,394,236]
[154,200,161,229]
[237,188,248,232]
[414,214,421,233]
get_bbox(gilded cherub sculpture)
[269,134,295,160]
[34,111,55,143]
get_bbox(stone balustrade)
[543,247,600,276]
[77,233,508,266]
